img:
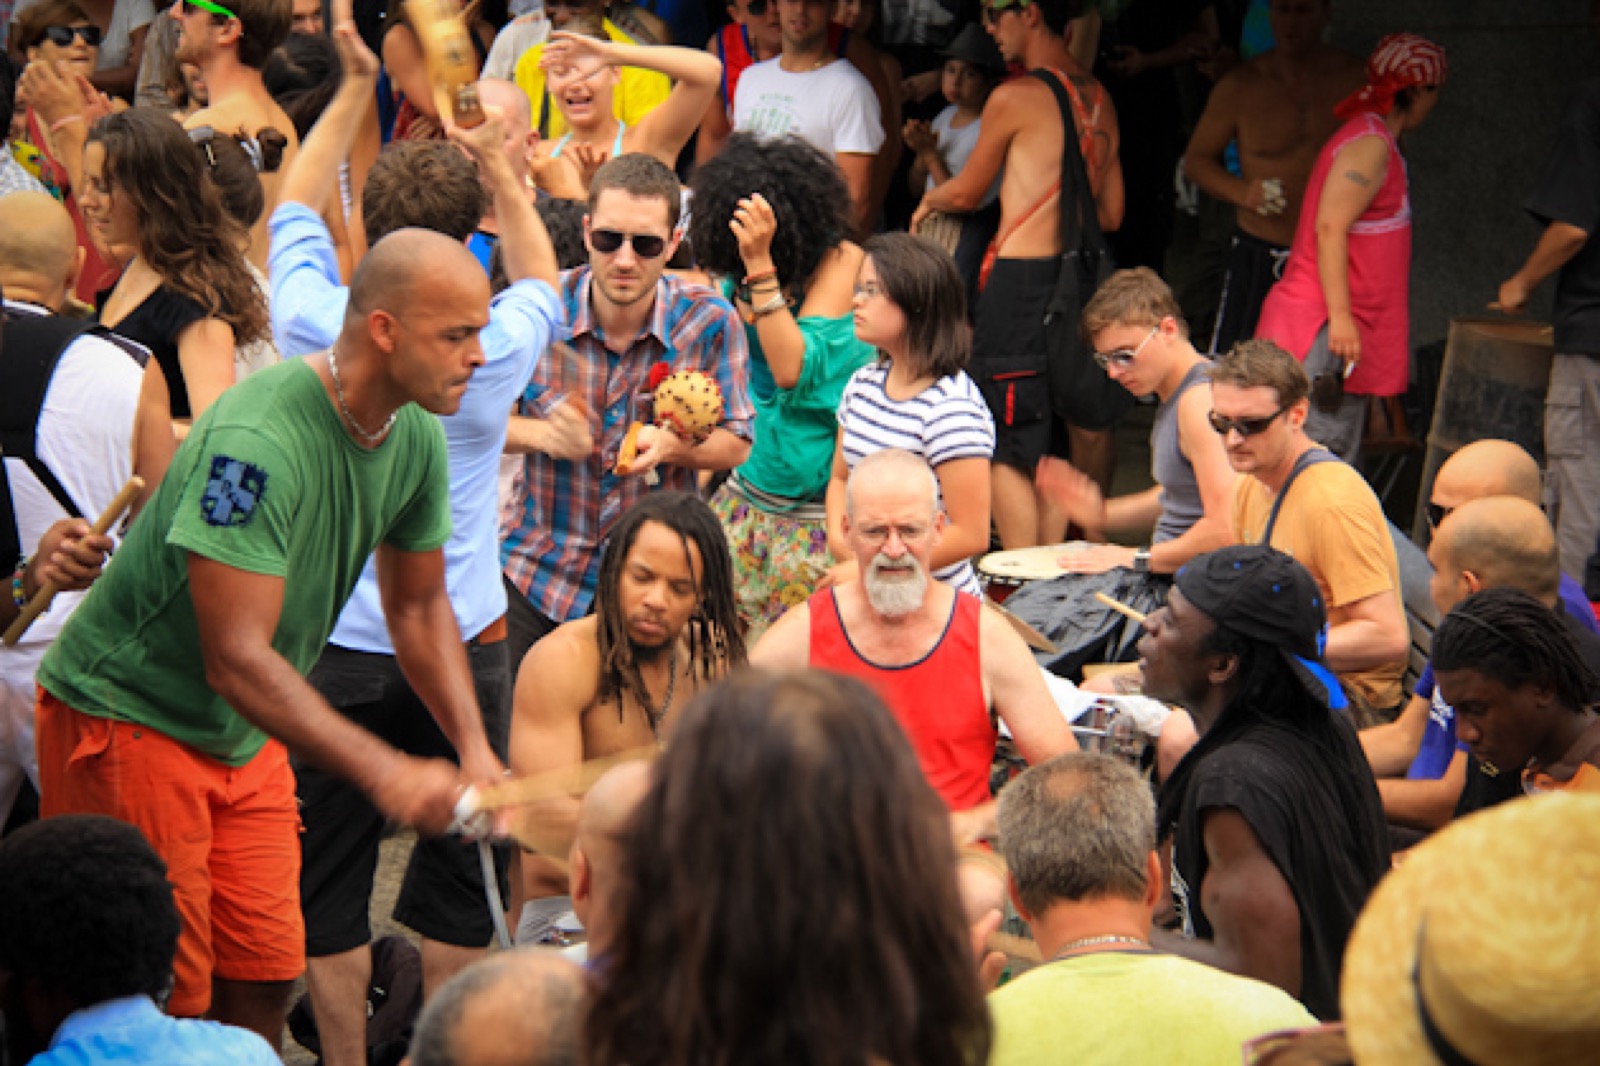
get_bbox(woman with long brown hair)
[80,108,268,425]
[586,668,993,1066]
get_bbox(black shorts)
[972,257,1060,472]
[1209,228,1290,356]
[298,639,513,956]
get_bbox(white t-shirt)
[733,56,885,158]
[926,105,1000,208]
[1,302,141,819]
[837,361,994,593]
[12,0,155,71]
[483,13,550,81]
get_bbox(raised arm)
[279,9,381,214]
[448,109,560,288]
[547,33,724,166]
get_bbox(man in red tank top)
[752,449,1076,843]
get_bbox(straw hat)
[1341,793,1600,1064]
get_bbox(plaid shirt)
[501,268,753,622]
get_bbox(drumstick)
[1094,591,1147,626]
[4,476,145,647]
[471,745,658,813]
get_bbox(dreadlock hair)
[595,492,745,721]
[1155,618,1387,883]
[1432,587,1600,711]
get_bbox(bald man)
[1362,495,1600,832]
[0,192,173,827]
[408,949,587,1066]
[564,759,652,956]
[1428,440,1598,631]
[470,79,541,265]
[33,230,501,1048]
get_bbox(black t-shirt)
[97,285,210,419]
[1526,77,1600,356]
[1169,715,1390,1022]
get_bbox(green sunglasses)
[980,0,1031,23]
[182,0,239,19]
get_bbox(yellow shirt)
[1232,458,1405,710]
[513,20,673,142]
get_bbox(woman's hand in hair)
[729,193,778,274]
[541,31,615,79]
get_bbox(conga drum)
[977,543,1093,603]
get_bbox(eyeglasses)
[1092,324,1158,371]
[181,0,238,20]
[589,229,668,258]
[1425,501,1454,531]
[1208,405,1290,438]
[980,0,1030,25]
[853,280,885,301]
[42,24,103,47]
[857,522,929,546]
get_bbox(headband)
[1334,33,1447,121]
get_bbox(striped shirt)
[500,268,753,622]
[837,362,995,593]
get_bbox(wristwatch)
[1132,547,1151,573]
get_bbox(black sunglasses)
[590,228,668,258]
[1425,501,1453,531]
[43,24,103,47]
[1208,405,1289,438]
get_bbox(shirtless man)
[507,492,745,921]
[171,0,298,268]
[1183,0,1364,355]
[912,0,1124,549]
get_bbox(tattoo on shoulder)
[1343,169,1372,188]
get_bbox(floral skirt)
[710,479,832,642]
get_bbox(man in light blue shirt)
[0,815,280,1065]
[266,20,564,1066]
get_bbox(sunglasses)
[181,0,238,19]
[1092,324,1157,371]
[980,0,1030,24]
[43,24,103,47]
[1208,404,1289,438]
[590,229,668,258]
[1425,501,1454,531]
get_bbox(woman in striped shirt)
[826,232,994,593]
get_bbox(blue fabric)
[265,202,565,648]
[468,231,497,273]
[32,996,279,1065]
[1559,571,1599,633]
[1405,662,1462,781]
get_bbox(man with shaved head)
[0,191,172,828]
[270,17,563,1060]
[1362,493,1600,833]
[33,227,501,1048]
[1427,439,1597,630]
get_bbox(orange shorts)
[34,688,305,1017]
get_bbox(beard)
[862,552,929,617]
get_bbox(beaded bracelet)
[742,268,778,285]
[751,292,789,318]
[10,556,30,611]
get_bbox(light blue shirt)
[32,995,278,1065]
[267,202,564,649]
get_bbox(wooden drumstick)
[4,476,144,646]
[1093,591,1147,625]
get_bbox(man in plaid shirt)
[501,154,753,666]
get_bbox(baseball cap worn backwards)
[1174,545,1347,711]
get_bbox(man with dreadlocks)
[507,491,745,944]
[1436,586,1600,807]
[1141,544,1389,1021]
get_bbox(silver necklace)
[1052,934,1150,959]
[645,654,678,735]
[328,345,396,446]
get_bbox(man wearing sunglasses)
[911,0,1123,551]
[172,0,297,267]
[1036,267,1236,576]
[1211,339,1408,720]
[502,152,754,670]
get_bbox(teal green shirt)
[733,293,874,503]
[37,359,452,766]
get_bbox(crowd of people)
[2,0,1599,1063]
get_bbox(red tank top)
[808,588,992,810]
[717,22,850,121]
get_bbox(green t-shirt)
[735,302,874,503]
[37,359,452,766]
[988,951,1318,1065]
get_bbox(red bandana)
[1334,33,1448,121]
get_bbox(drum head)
[978,543,1091,582]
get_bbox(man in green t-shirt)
[990,752,1318,1065]
[33,229,504,1051]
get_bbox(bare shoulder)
[514,617,602,713]
[978,599,1033,669]
[750,600,813,668]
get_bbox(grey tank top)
[1151,361,1211,544]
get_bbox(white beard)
[862,553,929,617]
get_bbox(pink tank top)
[808,588,992,810]
[1255,113,1412,397]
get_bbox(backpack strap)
[1260,447,1339,544]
